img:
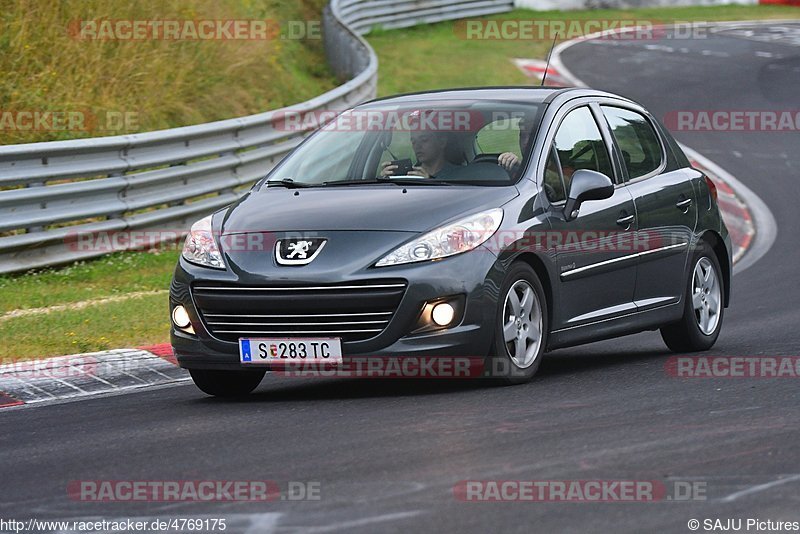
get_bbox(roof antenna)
[540,32,559,87]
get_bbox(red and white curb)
[513,58,572,86]
[0,345,186,409]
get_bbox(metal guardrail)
[0,0,513,274]
[337,0,514,35]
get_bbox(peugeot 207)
[169,87,731,396]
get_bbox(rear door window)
[601,106,664,179]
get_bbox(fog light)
[431,302,455,326]
[172,305,191,328]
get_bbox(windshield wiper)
[378,176,453,185]
[322,178,452,186]
[265,178,317,189]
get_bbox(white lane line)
[0,349,191,408]
[115,368,151,384]
[4,375,57,399]
[81,370,116,388]
[708,406,762,415]
[40,375,88,394]
[549,21,779,275]
[700,50,730,57]
[142,364,174,380]
[2,379,192,410]
[291,511,423,533]
[242,513,283,534]
[719,473,800,503]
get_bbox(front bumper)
[170,245,504,371]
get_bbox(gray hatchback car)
[170,87,731,396]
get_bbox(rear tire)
[487,263,548,385]
[189,369,266,397]
[661,242,724,352]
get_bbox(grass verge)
[0,249,179,360]
[1,292,171,360]
[0,249,180,314]
[0,0,334,145]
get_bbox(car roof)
[360,86,631,107]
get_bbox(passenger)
[497,116,536,176]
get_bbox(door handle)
[616,214,635,228]
[676,198,693,211]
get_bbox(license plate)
[239,338,343,365]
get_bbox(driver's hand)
[379,161,398,177]
[498,152,520,171]
[408,166,431,178]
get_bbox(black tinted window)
[552,107,613,195]
[602,106,663,179]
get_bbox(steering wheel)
[472,153,501,165]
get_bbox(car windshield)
[264,100,543,187]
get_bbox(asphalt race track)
[2,21,799,534]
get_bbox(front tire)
[189,369,266,397]
[487,263,548,385]
[661,242,724,352]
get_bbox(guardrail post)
[218,150,236,196]
[108,171,126,220]
[23,181,46,233]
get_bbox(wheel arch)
[508,252,555,332]
[698,230,731,307]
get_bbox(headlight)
[182,215,225,269]
[376,209,503,267]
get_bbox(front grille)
[192,280,407,343]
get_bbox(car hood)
[221,185,519,233]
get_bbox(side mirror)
[563,169,615,221]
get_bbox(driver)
[380,116,459,179]
[380,130,459,179]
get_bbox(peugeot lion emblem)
[275,238,327,265]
